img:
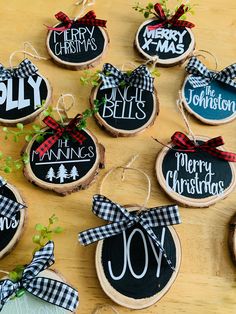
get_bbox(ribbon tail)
[78,221,133,246]
[148,21,167,30]
[26,277,79,312]
[201,147,236,162]
[35,133,61,157]
[139,220,175,271]
[187,75,211,88]
[0,195,25,220]
[46,25,71,31]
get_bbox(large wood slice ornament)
[0,177,26,259]
[79,195,182,309]
[46,11,109,70]
[90,63,159,137]
[134,3,195,67]
[182,57,236,125]
[23,114,105,195]
[155,132,236,207]
[0,241,79,313]
[0,59,51,126]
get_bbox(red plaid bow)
[47,10,107,31]
[148,3,195,30]
[171,132,236,162]
[36,115,86,157]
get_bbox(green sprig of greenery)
[3,123,50,144]
[32,214,64,253]
[0,151,29,173]
[77,97,106,130]
[133,1,196,19]
[80,70,101,87]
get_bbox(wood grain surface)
[0,0,235,313]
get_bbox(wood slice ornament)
[23,113,105,195]
[0,59,51,126]
[0,177,26,259]
[134,3,195,67]
[90,63,159,137]
[155,132,236,207]
[46,11,109,70]
[228,213,236,266]
[0,242,79,313]
[182,57,236,125]
[79,167,182,309]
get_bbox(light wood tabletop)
[0,0,235,313]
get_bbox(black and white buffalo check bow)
[100,63,154,92]
[186,56,236,88]
[0,59,38,81]
[0,241,79,312]
[0,177,25,220]
[79,195,181,270]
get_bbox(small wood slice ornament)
[1,270,73,314]
[228,213,236,266]
[155,132,236,207]
[0,59,51,126]
[79,192,182,309]
[46,11,109,70]
[134,4,195,67]
[182,57,236,125]
[0,177,26,259]
[23,115,105,195]
[0,242,79,313]
[90,63,159,137]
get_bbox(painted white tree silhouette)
[46,167,56,182]
[56,164,68,183]
[70,166,79,180]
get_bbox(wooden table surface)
[0,0,235,313]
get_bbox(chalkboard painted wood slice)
[96,206,181,309]
[182,75,236,125]
[0,181,26,259]
[155,136,236,207]
[135,19,195,67]
[229,213,236,266]
[90,84,159,137]
[0,69,51,126]
[23,127,105,195]
[1,269,75,313]
[46,21,109,70]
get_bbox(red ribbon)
[148,4,195,30]
[36,115,86,157]
[171,132,236,162]
[47,10,107,32]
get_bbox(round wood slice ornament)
[182,57,236,125]
[23,119,105,195]
[96,207,181,309]
[0,178,26,259]
[229,213,236,266]
[90,63,159,137]
[79,180,182,310]
[134,4,195,67]
[0,59,51,126]
[1,270,74,314]
[155,133,236,207]
[46,11,109,70]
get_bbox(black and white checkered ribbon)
[186,56,236,88]
[0,241,79,312]
[99,63,154,92]
[79,194,181,270]
[0,59,38,81]
[0,177,25,220]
